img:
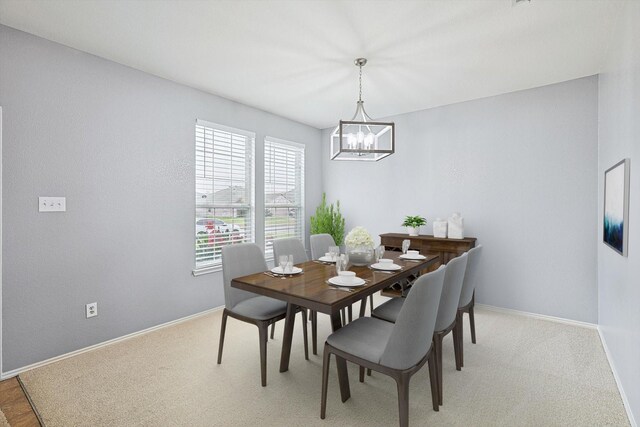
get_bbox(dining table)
[231,251,440,402]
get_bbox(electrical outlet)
[86,302,97,318]
[39,196,66,212]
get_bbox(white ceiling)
[0,0,624,129]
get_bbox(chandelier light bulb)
[364,132,374,148]
[348,133,357,148]
[357,130,365,143]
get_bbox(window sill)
[192,265,222,276]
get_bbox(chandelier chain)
[358,63,363,102]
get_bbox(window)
[264,137,305,257]
[195,120,255,272]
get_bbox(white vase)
[433,218,448,238]
[447,212,464,239]
[406,226,419,236]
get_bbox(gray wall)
[598,1,640,424]
[0,25,322,372]
[322,76,599,323]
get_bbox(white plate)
[327,276,366,287]
[371,263,402,271]
[271,266,303,275]
[400,254,426,260]
[318,256,337,263]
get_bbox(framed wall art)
[603,158,630,256]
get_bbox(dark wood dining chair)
[320,265,445,427]
[217,243,308,387]
[456,244,482,367]
[372,252,468,406]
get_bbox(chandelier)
[330,58,395,161]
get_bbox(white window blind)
[264,137,305,257]
[195,120,255,271]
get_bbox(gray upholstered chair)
[271,237,315,345]
[310,233,335,260]
[273,237,309,265]
[456,245,483,367]
[432,252,467,404]
[320,266,446,426]
[217,243,308,387]
[372,252,468,406]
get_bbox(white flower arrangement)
[344,226,374,248]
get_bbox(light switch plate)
[39,197,66,212]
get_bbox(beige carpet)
[20,296,629,426]
[0,408,9,427]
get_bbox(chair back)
[435,252,468,332]
[273,238,308,265]
[310,234,336,260]
[380,265,446,370]
[221,243,268,310]
[459,245,483,308]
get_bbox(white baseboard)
[475,304,598,329]
[1,305,224,380]
[598,327,637,427]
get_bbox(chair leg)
[457,311,465,368]
[270,322,275,339]
[469,303,477,344]
[341,308,346,325]
[367,368,372,376]
[427,349,439,412]
[452,319,462,371]
[301,309,309,360]
[320,346,331,419]
[258,322,268,387]
[395,373,410,427]
[359,366,365,383]
[369,294,374,314]
[434,334,444,405]
[311,311,318,355]
[335,355,351,402]
[216,309,228,364]
[348,305,353,323]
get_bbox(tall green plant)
[310,193,346,245]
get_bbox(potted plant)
[310,193,346,245]
[344,226,375,266]
[402,215,427,236]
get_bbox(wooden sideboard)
[380,233,477,269]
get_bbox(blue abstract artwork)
[603,159,630,256]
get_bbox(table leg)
[279,303,297,373]
[359,297,367,318]
[312,310,318,355]
[330,312,351,402]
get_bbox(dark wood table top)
[231,252,439,315]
